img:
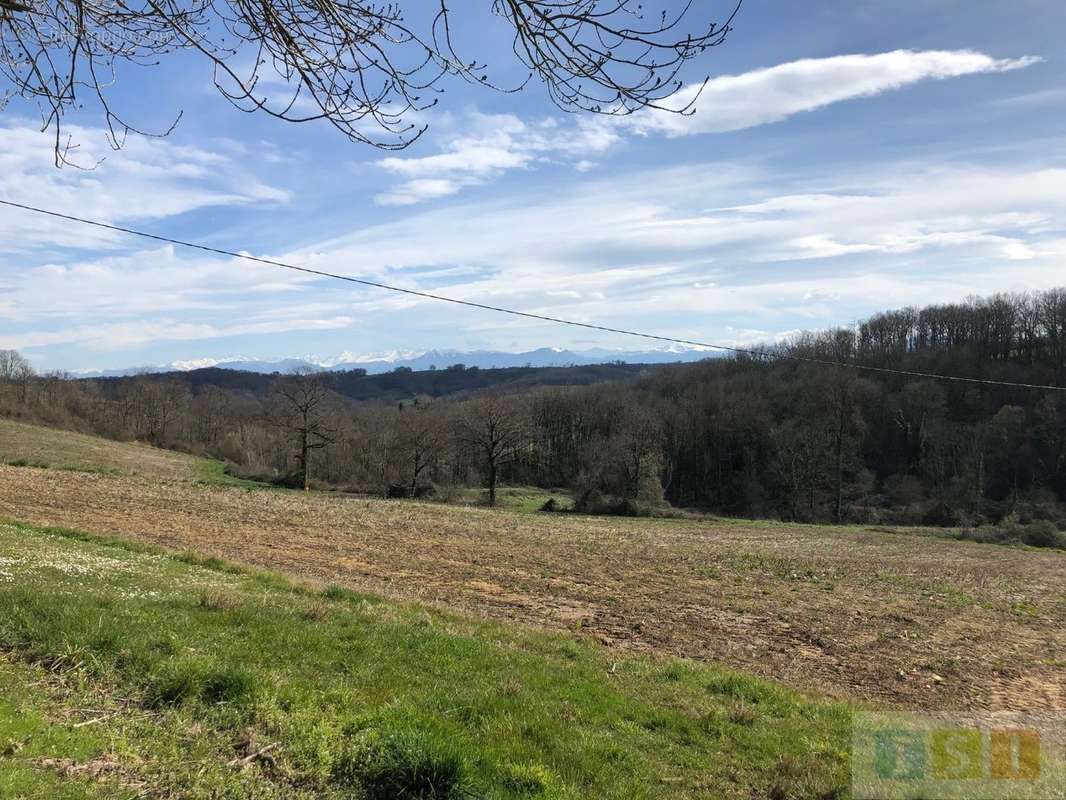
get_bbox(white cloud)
[0,245,317,323]
[291,158,1066,347]
[9,152,1064,364]
[992,87,1066,109]
[617,50,1040,137]
[373,112,619,205]
[379,143,530,180]
[371,50,1038,205]
[2,316,353,351]
[772,230,1038,262]
[0,121,290,253]
[375,178,464,206]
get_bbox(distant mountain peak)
[71,346,716,378]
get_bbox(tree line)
[3,289,1066,531]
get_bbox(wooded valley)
[4,289,1066,533]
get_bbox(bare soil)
[2,464,1063,712]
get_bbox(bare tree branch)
[0,0,741,164]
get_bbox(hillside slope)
[0,418,209,481]
[1,458,1062,712]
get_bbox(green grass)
[443,486,575,514]
[0,418,277,490]
[0,522,853,799]
[3,458,118,475]
[0,418,197,480]
[0,661,130,800]
[497,489,574,514]
[193,459,279,490]
[14,451,277,491]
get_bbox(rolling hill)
[1,420,1063,798]
[0,418,208,481]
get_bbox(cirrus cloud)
[620,49,1040,137]
[373,112,619,205]
[370,50,1040,206]
[0,121,290,254]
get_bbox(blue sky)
[2,0,1065,372]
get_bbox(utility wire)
[3,197,1064,392]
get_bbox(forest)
[3,289,1066,535]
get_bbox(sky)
[2,0,1066,373]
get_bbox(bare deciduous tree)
[0,349,34,403]
[270,368,335,490]
[0,349,30,381]
[396,403,444,497]
[458,394,525,506]
[0,0,741,164]
[133,377,188,443]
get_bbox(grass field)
[443,486,576,514]
[0,418,262,487]
[0,418,202,479]
[2,460,1064,713]
[0,521,852,799]
[1,419,1065,796]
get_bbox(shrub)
[274,471,307,489]
[572,489,606,514]
[573,490,665,518]
[922,502,960,527]
[1022,520,1062,549]
[955,522,1065,550]
[611,498,643,517]
[843,504,885,525]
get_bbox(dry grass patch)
[198,589,242,613]
[0,419,204,481]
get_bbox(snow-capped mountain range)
[73,347,718,378]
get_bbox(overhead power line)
[2,197,1064,392]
